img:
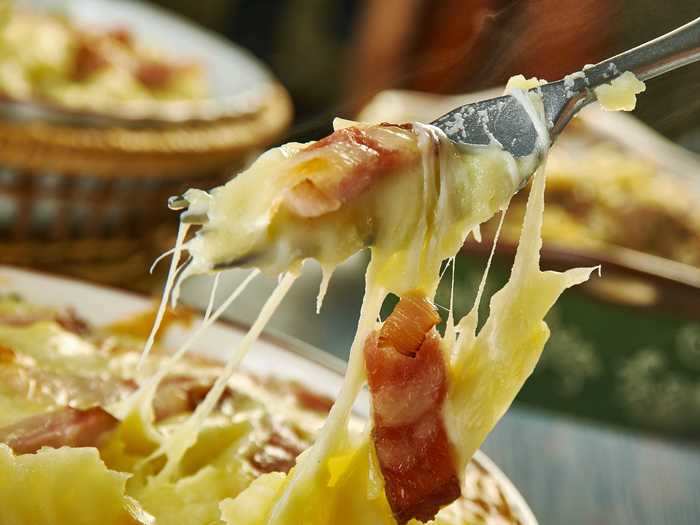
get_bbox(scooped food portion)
[178,119,530,294]
[3,74,628,525]
[0,7,206,111]
[127,78,600,525]
[0,294,335,524]
[0,294,527,525]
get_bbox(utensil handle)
[583,17,700,86]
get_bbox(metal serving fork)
[169,17,699,214]
[431,16,700,161]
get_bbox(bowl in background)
[0,0,292,289]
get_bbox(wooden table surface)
[482,408,700,525]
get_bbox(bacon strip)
[72,38,110,81]
[135,61,176,90]
[0,363,216,455]
[0,379,214,455]
[247,422,308,475]
[152,377,213,422]
[378,293,441,357]
[0,308,90,335]
[290,382,334,413]
[365,295,460,524]
[284,124,419,218]
[0,407,118,455]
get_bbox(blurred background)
[0,0,699,451]
[164,0,700,147]
[201,0,700,151]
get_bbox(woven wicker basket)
[0,84,292,290]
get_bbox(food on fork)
[1,71,649,524]
[177,119,526,285]
[147,77,601,524]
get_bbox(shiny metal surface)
[431,17,700,160]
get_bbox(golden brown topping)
[0,407,118,454]
[378,293,441,357]
[0,345,15,364]
[135,61,176,90]
[72,38,109,81]
[366,328,460,524]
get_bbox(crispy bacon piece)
[152,377,213,422]
[378,293,441,357]
[290,382,334,413]
[247,421,308,475]
[283,124,419,218]
[0,307,90,335]
[135,60,176,90]
[0,376,214,454]
[0,407,118,454]
[257,376,334,414]
[72,38,110,81]
[0,311,47,326]
[55,308,91,335]
[0,345,15,363]
[365,295,460,524]
[106,26,134,47]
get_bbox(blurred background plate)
[7,0,285,125]
[0,0,292,290]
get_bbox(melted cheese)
[594,71,646,111]
[119,76,622,524]
[445,165,595,477]
[180,121,526,297]
[212,84,583,525]
[153,272,297,480]
[0,444,153,524]
[140,223,190,368]
[440,87,593,478]
[139,121,534,519]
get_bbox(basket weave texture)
[0,85,292,290]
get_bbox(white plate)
[8,0,280,125]
[0,265,538,525]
